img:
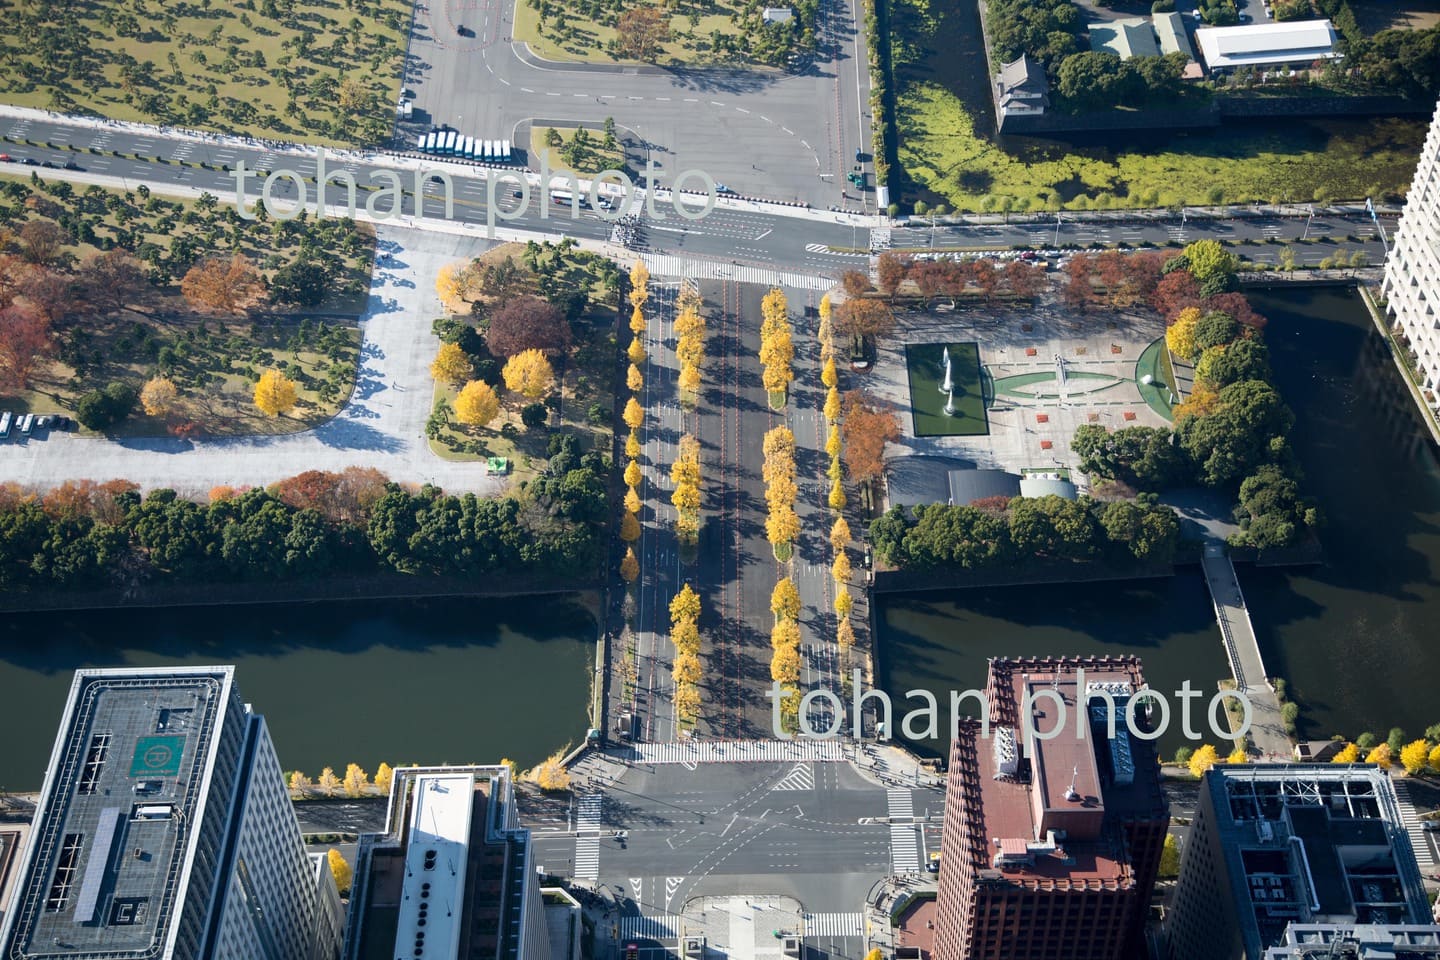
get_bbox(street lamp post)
[1053,211,1063,247]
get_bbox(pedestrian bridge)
[1200,544,1290,759]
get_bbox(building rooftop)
[1194,19,1339,69]
[1090,18,1161,60]
[949,657,1167,889]
[996,54,1050,109]
[1202,765,1432,953]
[1153,12,1198,60]
[349,767,534,960]
[0,667,235,960]
[395,775,476,960]
[1265,923,1440,958]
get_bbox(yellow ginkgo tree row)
[759,287,794,409]
[675,280,706,407]
[619,259,650,582]
[670,584,702,728]
[671,434,702,547]
[763,425,800,560]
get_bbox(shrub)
[76,382,137,431]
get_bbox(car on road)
[21,157,38,165]
[41,160,55,168]
[456,23,472,35]
[927,851,941,873]
[715,183,733,194]
[63,160,81,170]
[1238,12,1251,20]
[1424,820,1440,831]
[0,154,10,162]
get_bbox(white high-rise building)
[1383,97,1440,412]
[0,666,341,960]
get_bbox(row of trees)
[759,287,794,408]
[674,281,705,407]
[763,426,801,559]
[434,342,556,430]
[866,255,1048,306]
[0,455,608,589]
[669,584,702,727]
[619,260,651,566]
[869,494,1182,570]
[671,435,702,547]
[289,761,394,797]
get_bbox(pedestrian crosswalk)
[575,794,603,880]
[803,912,865,937]
[640,254,832,290]
[868,227,891,251]
[618,914,683,940]
[1393,780,1436,867]
[619,740,845,765]
[888,788,920,874]
[770,762,814,791]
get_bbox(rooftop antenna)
[1064,766,1080,802]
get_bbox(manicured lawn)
[1136,337,1178,421]
[529,125,628,178]
[896,81,1425,213]
[0,0,411,145]
[904,342,990,437]
[512,0,791,67]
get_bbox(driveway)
[0,225,506,496]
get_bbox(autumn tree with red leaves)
[181,254,266,314]
[841,391,901,486]
[0,303,55,391]
[485,295,572,357]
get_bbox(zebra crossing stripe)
[575,794,602,880]
[639,254,832,290]
[619,914,683,940]
[888,788,920,874]
[771,763,814,791]
[803,913,865,938]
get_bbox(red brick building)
[933,656,1169,960]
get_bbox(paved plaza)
[866,300,1171,485]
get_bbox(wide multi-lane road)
[0,112,1398,276]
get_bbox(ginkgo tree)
[502,349,555,401]
[254,369,298,417]
[669,584,703,727]
[670,434,702,547]
[674,281,706,407]
[454,381,500,427]
[758,287,794,408]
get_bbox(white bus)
[485,140,497,161]
[416,133,427,151]
[421,132,435,153]
[465,136,478,159]
[550,190,576,207]
[499,139,511,162]
[447,131,460,155]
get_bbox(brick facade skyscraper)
[933,656,1169,960]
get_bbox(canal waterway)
[878,286,1440,758]
[0,595,596,790]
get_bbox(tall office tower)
[342,765,551,960]
[1167,764,1433,960]
[1382,97,1440,413]
[933,656,1170,960]
[0,666,341,960]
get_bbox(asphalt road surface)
[397,0,873,211]
[522,759,941,919]
[0,114,1398,277]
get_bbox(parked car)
[0,154,10,162]
[1424,820,1440,832]
[63,160,81,170]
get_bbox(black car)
[21,157,38,165]
[63,160,81,170]
[41,160,55,168]
[456,23,472,35]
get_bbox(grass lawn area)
[0,0,411,145]
[0,173,374,436]
[1136,336,1178,421]
[513,0,792,67]
[904,342,989,437]
[896,81,1426,213]
[530,126,627,178]
[13,313,361,438]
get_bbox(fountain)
[944,386,956,417]
[940,346,953,394]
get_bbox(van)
[0,411,11,438]
[18,414,34,436]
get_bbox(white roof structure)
[1194,19,1339,70]
[395,774,474,960]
